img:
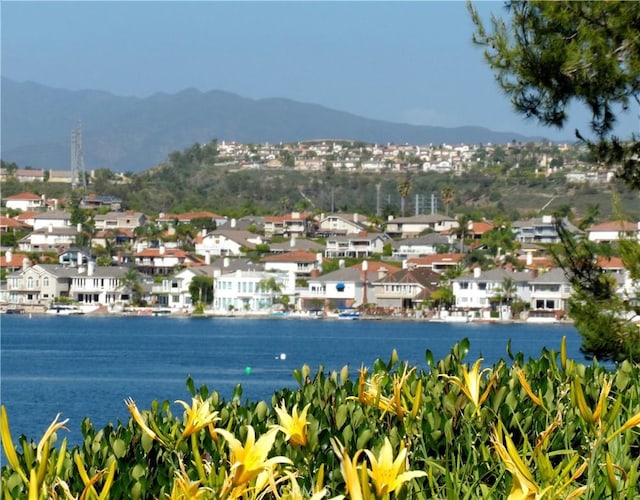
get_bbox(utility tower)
[71,121,87,190]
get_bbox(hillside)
[1,77,543,173]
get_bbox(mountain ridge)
[1,77,544,172]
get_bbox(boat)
[45,305,84,315]
[338,310,360,320]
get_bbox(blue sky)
[2,1,638,141]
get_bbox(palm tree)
[120,267,144,306]
[494,277,517,306]
[440,185,455,216]
[397,179,411,217]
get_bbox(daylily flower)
[515,368,544,409]
[606,408,640,442]
[363,437,427,497]
[1,405,29,483]
[441,358,499,416]
[125,397,166,445]
[281,471,328,500]
[571,376,611,426]
[175,396,220,440]
[491,423,539,499]
[215,425,291,487]
[74,453,117,500]
[331,438,366,500]
[273,401,311,447]
[169,466,212,499]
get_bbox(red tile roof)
[261,250,318,263]
[4,192,41,201]
[588,221,638,232]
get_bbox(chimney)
[290,235,296,248]
[77,251,83,267]
[526,252,533,266]
[402,260,408,269]
[231,218,237,228]
[214,269,221,278]
[117,251,122,265]
[378,266,388,280]
[353,213,359,223]
[205,253,211,265]
[77,223,82,233]
[223,257,230,268]
[310,268,320,279]
[22,257,29,271]
[87,261,95,276]
[6,250,12,263]
[473,267,481,278]
[159,245,165,255]
[48,224,53,233]
[339,259,345,269]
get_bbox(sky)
[2,1,638,142]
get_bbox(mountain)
[1,77,543,173]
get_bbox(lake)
[1,315,584,446]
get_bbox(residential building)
[264,211,314,238]
[392,234,453,258]
[80,194,122,211]
[151,266,215,311]
[4,192,45,212]
[156,211,227,228]
[262,250,321,278]
[18,226,79,252]
[451,268,533,313]
[587,221,640,243]
[324,232,388,258]
[301,263,372,311]
[32,210,73,231]
[268,237,324,254]
[373,266,441,310]
[134,246,204,275]
[528,268,572,322]
[195,229,264,257]
[407,253,466,274]
[212,269,295,313]
[512,215,579,244]
[385,214,459,239]
[316,213,368,236]
[94,211,147,231]
[15,169,45,183]
[48,170,73,183]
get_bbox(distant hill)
[1,77,543,173]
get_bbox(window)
[43,277,49,287]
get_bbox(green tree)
[470,0,640,361]
[120,268,144,306]
[189,276,214,308]
[469,1,640,187]
[440,185,455,216]
[397,178,411,217]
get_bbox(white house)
[4,192,45,212]
[527,268,572,322]
[587,221,640,243]
[94,211,147,231]
[32,210,73,231]
[385,214,458,239]
[151,266,215,311]
[324,233,388,258]
[300,262,376,311]
[212,269,295,313]
[18,226,79,252]
[195,229,264,257]
[392,234,453,258]
[316,213,368,236]
[262,250,321,278]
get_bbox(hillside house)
[587,221,640,243]
[373,266,441,311]
[316,213,368,237]
[385,214,458,239]
[195,229,264,257]
[134,247,204,275]
[264,212,314,238]
[324,232,388,258]
[4,192,45,212]
[262,250,321,278]
[212,269,295,313]
[392,234,453,258]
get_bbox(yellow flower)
[515,368,544,409]
[353,365,416,420]
[331,438,366,500]
[168,467,211,499]
[175,396,220,440]
[273,401,311,447]
[74,453,117,500]
[491,423,539,500]
[363,437,427,497]
[215,425,291,487]
[1,405,29,483]
[606,409,640,442]
[281,471,327,500]
[441,358,498,415]
[125,397,165,445]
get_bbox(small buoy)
[279,353,287,360]
[245,366,252,375]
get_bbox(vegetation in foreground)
[2,338,640,499]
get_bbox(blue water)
[1,315,582,446]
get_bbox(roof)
[33,210,72,220]
[588,221,638,232]
[407,253,465,266]
[530,267,569,284]
[4,192,42,201]
[394,234,450,247]
[261,250,318,263]
[1,252,32,268]
[349,261,401,274]
[378,266,441,286]
[269,239,325,252]
[454,268,533,283]
[469,221,494,234]
[388,214,456,224]
[597,256,625,269]
[0,216,30,230]
[265,212,313,223]
[156,211,224,222]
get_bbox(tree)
[470,1,640,361]
[469,1,640,187]
[120,268,144,306]
[440,185,455,216]
[397,178,411,217]
[189,276,214,309]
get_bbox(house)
[156,211,227,228]
[92,228,136,250]
[324,232,388,258]
[151,266,215,311]
[14,211,38,227]
[48,170,73,183]
[392,234,453,258]
[212,269,296,313]
[4,192,45,212]
[18,226,79,252]
[0,216,31,235]
[57,248,93,267]
[527,268,572,322]
[373,266,441,310]
[1,250,33,272]
[407,253,466,274]
[316,213,368,236]
[6,264,72,306]
[467,221,495,240]
[15,169,45,183]
[451,267,533,317]
[262,250,321,278]
[32,210,73,231]
[80,194,122,211]
[300,263,372,311]
[134,246,204,275]
[94,211,147,231]
[587,221,640,243]
[68,263,134,307]
[385,214,459,239]
[512,215,579,244]
[195,229,264,257]
[268,237,324,254]
[264,211,314,238]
